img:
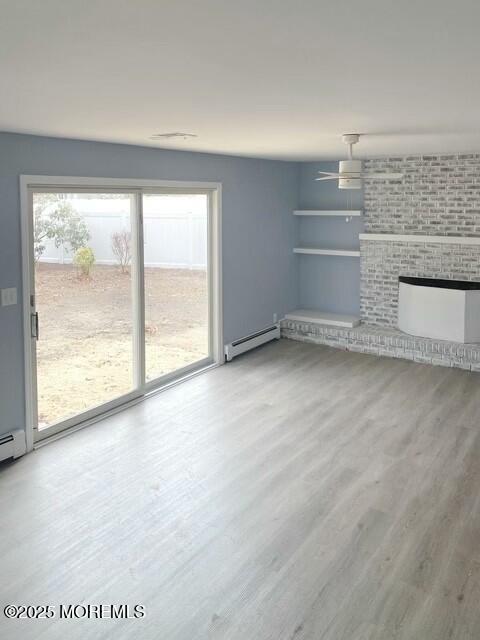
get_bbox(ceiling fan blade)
[315,171,403,182]
[362,173,403,180]
[316,171,340,177]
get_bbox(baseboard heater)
[0,430,27,463]
[225,323,280,361]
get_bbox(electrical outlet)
[273,313,278,323]
[1,287,17,307]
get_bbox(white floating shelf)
[294,210,362,217]
[294,247,360,257]
[285,309,360,328]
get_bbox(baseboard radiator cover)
[0,430,27,462]
[225,324,280,361]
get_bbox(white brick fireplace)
[359,234,480,328]
[282,153,480,371]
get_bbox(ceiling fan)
[316,134,403,189]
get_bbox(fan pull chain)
[345,192,353,222]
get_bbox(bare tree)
[111,230,131,273]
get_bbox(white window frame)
[20,176,223,450]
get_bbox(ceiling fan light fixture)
[338,159,362,190]
[316,133,403,189]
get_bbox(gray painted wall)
[0,133,299,437]
[297,162,364,316]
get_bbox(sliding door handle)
[31,312,39,340]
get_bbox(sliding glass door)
[32,191,138,430]
[27,183,218,442]
[143,192,210,383]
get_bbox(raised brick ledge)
[280,319,480,372]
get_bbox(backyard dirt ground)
[35,263,208,427]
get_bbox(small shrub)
[74,247,95,277]
[111,230,131,273]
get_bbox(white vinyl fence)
[40,196,207,270]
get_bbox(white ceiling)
[2,0,480,161]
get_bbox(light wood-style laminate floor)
[1,339,480,639]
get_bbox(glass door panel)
[142,193,210,381]
[33,191,137,430]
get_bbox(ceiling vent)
[150,132,197,141]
